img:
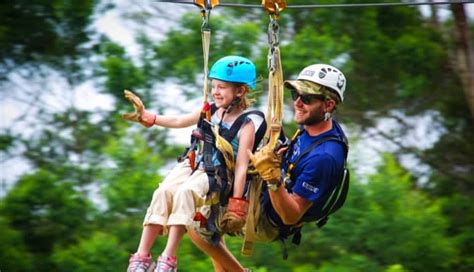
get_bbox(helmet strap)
[218,97,241,127]
[224,97,241,115]
[324,112,332,122]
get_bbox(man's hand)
[122,90,156,128]
[247,144,283,183]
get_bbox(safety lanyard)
[263,0,286,151]
[194,0,219,118]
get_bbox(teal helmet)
[209,56,256,90]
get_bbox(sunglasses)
[290,89,325,105]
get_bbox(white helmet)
[296,64,346,102]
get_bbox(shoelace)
[156,256,177,272]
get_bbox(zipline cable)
[156,0,474,9]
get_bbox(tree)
[1,170,95,270]
[0,217,34,271]
[0,0,96,82]
[1,1,473,271]
[450,3,474,118]
[292,154,457,271]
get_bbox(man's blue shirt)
[263,119,347,226]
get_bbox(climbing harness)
[179,1,270,244]
[273,127,350,259]
[194,103,267,244]
[177,0,218,170]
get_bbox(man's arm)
[268,185,313,225]
[248,144,313,225]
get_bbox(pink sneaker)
[154,255,177,272]
[128,253,156,272]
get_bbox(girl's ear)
[235,85,246,97]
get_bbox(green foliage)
[0,132,15,152]
[1,170,95,270]
[148,12,262,98]
[100,131,165,214]
[52,232,128,272]
[439,194,474,270]
[0,1,96,81]
[310,154,457,271]
[97,41,149,99]
[0,217,33,271]
[281,25,352,78]
[318,254,381,272]
[1,2,473,272]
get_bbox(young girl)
[123,56,265,272]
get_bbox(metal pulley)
[194,0,219,10]
[261,0,286,16]
[194,0,219,31]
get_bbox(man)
[188,63,349,271]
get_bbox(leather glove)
[220,197,249,234]
[122,90,156,128]
[247,144,282,183]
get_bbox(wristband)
[139,110,156,128]
[267,180,282,192]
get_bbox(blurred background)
[1,0,473,271]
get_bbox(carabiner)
[201,8,211,32]
[267,17,280,71]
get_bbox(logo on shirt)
[302,182,319,193]
[290,138,301,161]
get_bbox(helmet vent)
[337,74,345,89]
[319,68,327,79]
[209,56,257,90]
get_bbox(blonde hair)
[233,84,255,110]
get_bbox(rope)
[156,0,474,9]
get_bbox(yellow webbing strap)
[241,174,263,256]
[200,8,212,104]
[202,30,210,103]
[212,125,235,171]
[265,46,284,150]
[241,4,285,256]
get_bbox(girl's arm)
[153,110,201,128]
[123,89,201,128]
[233,121,256,198]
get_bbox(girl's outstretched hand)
[122,90,156,128]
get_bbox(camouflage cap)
[284,79,324,95]
[284,79,341,104]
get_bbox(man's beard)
[301,107,325,126]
